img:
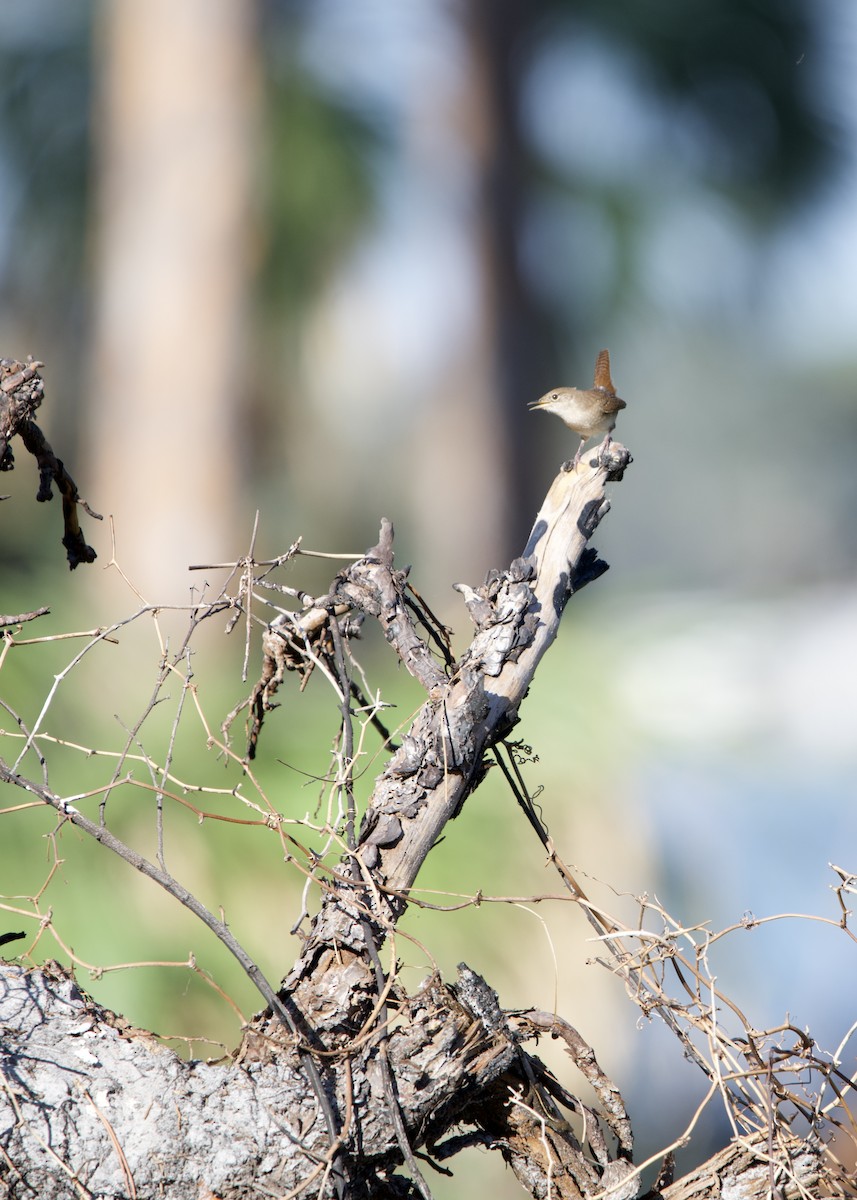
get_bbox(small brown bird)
[529,349,626,468]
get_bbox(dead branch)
[275,449,624,1020]
[0,957,823,1200]
[0,356,100,568]
[0,607,50,628]
[2,440,850,1198]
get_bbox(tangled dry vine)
[1,414,855,1197]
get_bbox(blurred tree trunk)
[86,0,260,599]
[408,0,559,590]
[460,0,559,560]
[463,0,556,505]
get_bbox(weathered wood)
[0,960,517,1199]
[2,443,832,1198]
[661,1138,819,1200]
[0,958,821,1200]
[281,450,624,1011]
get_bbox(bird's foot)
[568,438,587,472]
[593,439,633,481]
[561,448,586,473]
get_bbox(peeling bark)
[0,444,830,1198]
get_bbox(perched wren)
[529,349,626,468]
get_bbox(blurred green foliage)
[565,0,832,210]
[0,3,848,1157]
[0,5,92,309]
[0,584,432,1046]
[257,54,379,312]
[0,548,617,1059]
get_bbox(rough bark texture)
[0,958,821,1200]
[0,445,828,1198]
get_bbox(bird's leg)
[572,436,587,468]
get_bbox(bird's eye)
[551,392,559,400]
